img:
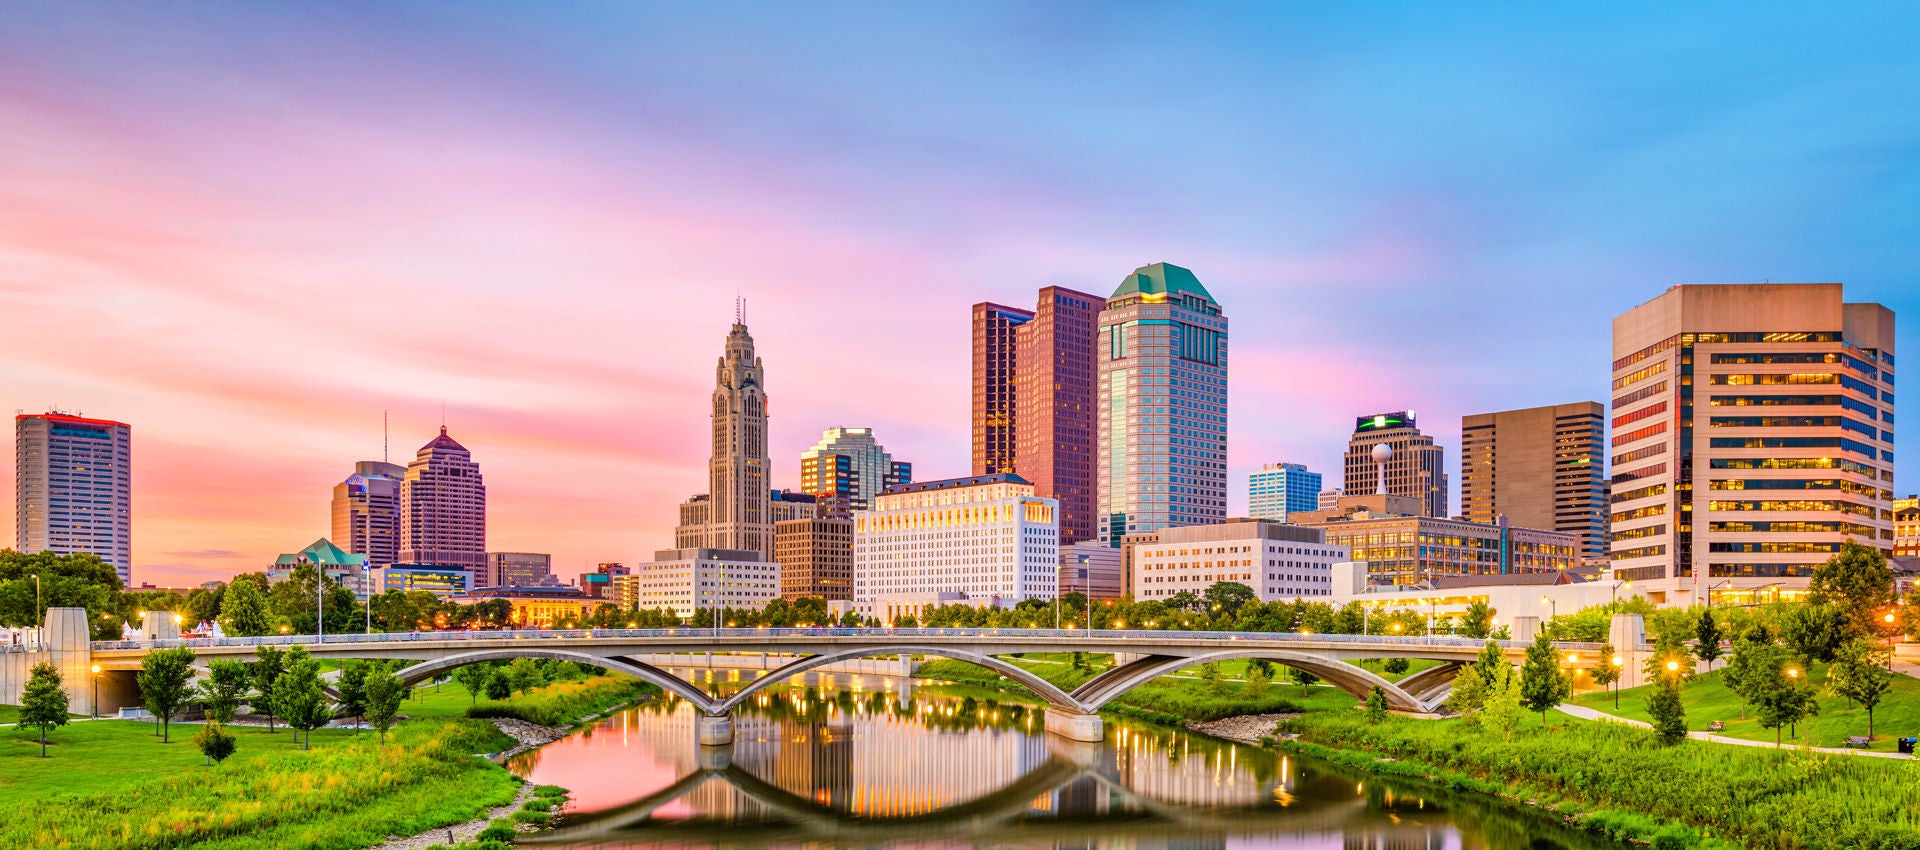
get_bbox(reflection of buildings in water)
[1110,725,1272,809]
[1342,829,1446,850]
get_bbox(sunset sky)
[3,4,1916,586]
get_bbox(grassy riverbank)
[403,673,657,727]
[1569,664,1920,753]
[914,653,1358,722]
[1282,710,1920,850]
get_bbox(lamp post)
[1542,595,1557,621]
[91,664,100,718]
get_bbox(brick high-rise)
[1460,403,1607,562]
[399,427,487,584]
[971,302,1031,476]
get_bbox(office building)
[774,516,855,600]
[1117,531,1161,599]
[1317,488,1344,510]
[1610,283,1895,605]
[853,474,1059,603]
[1247,462,1322,522]
[1896,496,1918,558]
[621,548,781,618]
[376,564,469,597]
[331,461,404,569]
[267,538,376,598]
[1132,519,1346,603]
[1095,263,1229,544]
[398,427,487,587]
[972,302,1032,475]
[1344,411,1448,518]
[674,314,774,559]
[487,552,554,588]
[578,562,629,601]
[1294,492,1577,586]
[1460,403,1607,561]
[1058,541,1123,600]
[14,412,133,584]
[800,428,911,512]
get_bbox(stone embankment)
[366,718,567,850]
[1186,713,1297,745]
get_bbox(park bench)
[1706,721,1723,733]
[1845,736,1871,749]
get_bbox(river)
[506,669,1623,850]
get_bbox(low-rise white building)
[1133,519,1347,602]
[620,547,781,617]
[854,473,1059,604]
[1329,560,1630,626]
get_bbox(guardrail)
[93,627,1609,653]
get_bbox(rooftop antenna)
[735,293,745,325]
[383,410,389,463]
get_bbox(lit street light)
[91,664,101,718]
[1609,654,1623,709]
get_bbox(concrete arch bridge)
[87,627,1605,743]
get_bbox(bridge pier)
[1043,706,1103,743]
[696,712,734,747]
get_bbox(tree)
[138,646,197,743]
[1780,603,1850,663]
[1287,665,1319,696]
[1364,686,1388,723]
[197,659,251,725]
[364,665,407,746]
[220,575,273,637]
[1829,637,1893,738]
[1203,581,1257,617]
[485,668,512,700]
[1519,632,1571,724]
[1646,676,1688,746]
[1243,663,1273,698]
[251,645,287,732]
[1383,657,1411,677]
[1644,631,1695,682]
[1723,633,1784,720]
[1590,643,1621,708]
[1808,541,1897,635]
[1752,659,1819,745]
[455,664,492,705]
[274,649,330,750]
[20,662,70,758]
[1460,600,1495,639]
[1481,667,1525,740]
[1446,664,1490,715]
[1694,608,1724,667]
[507,657,544,696]
[194,721,237,765]
[1471,639,1509,691]
[338,661,369,726]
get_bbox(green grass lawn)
[1569,664,1920,752]
[1,718,363,804]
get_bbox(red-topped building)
[15,412,133,584]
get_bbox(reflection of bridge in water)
[518,689,1460,849]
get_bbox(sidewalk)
[1554,702,1912,760]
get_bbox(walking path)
[1554,702,1912,760]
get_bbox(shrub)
[476,820,517,842]
[511,810,551,825]
[533,785,569,799]
[522,798,552,812]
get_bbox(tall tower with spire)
[676,304,774,557]
[398,426,488,584]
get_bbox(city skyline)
[4,4,1919,584]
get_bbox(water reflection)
[510,672,1618,850]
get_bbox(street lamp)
[30,574,41,629]
[1542,595,1557,621]
[90,664,100,718]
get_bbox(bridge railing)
[92,627,1608,653]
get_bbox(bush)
[533,785,569,799]
[476,820,517,842]
[521,798,552,812]
[511,810,551,825]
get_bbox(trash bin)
[1899,737,1917,755]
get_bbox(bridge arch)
[713,646,1081,714]
[392,649,718,712]
[1070,649,1432,714]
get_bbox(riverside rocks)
[367,718,563,850]
[488,717,567,762]
[1186,713,1298,745]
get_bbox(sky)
[2,3,1916,586]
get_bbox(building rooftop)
[18,412,130,428]
[420,426,466,452]
[1111,262,1214,302]
[457,586,591,600]
[274,538,367,566]
[885,472,1030,495]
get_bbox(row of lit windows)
[1706,500,1877,516]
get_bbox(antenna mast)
[383,409,389,463]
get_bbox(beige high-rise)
[1461,402,1606,562]
[674,316,773,559]
[1610,283,1894,605]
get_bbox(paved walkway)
[1554,702,1912,759]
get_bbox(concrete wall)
[0,608,97,715]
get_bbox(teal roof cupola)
[1112,262,1213,302]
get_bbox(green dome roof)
[1112,262,1213,302]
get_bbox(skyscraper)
[14,413,133,584]
[1610,283,1894,605]
[398,427,487,585]
[1095,263,1229,545]
[1343,411,1448,518]
[674,313,774,558]
[1247,462,1322,522]
[971,288,1102,543]
[1013,286,1102,543]
[971,302,1032,475]
[1460,402,1607,561]
[799,427,911,512]
[331,460,404,569]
